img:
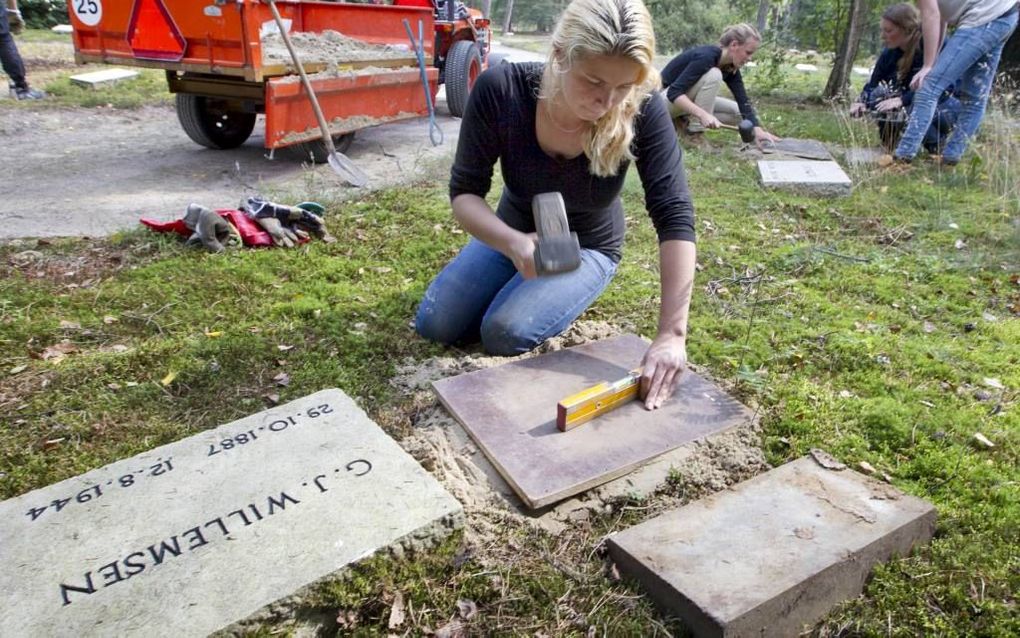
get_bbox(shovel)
[265,0,368,187]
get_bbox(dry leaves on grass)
[38,341,78,363]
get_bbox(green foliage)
[647,0,738,52]
[17,0,68,29]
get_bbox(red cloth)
[141,209,275,247]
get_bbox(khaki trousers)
[663,67,742,133]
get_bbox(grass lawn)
[2,31,1019,637]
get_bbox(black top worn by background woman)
[449,62,696,264]
[858,42,955,109]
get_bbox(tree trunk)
[756,0,770,35]
[482,0,492,18]
[824,0,870,99]
[502,0,514,34]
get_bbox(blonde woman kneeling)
[415,0,697,409]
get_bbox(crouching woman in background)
[850,3,960,153]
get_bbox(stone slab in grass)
[607,456,936,638]
[758,159,852,196]
[70,68,140,89]
[761,138,833,161]
[0,389,462,637]
[432,334,753,509]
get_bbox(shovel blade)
[328,151,369,188]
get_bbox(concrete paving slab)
[758,160,852,196]
[70,68,140,89]
[432,334,753,509]
[0,389,461,636]
[761,138,833,161]
[608,456,936,638]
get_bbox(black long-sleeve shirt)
[660,45,759,126]
[859,42,955,108]
[449,62,695,263]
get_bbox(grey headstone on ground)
[69,68,140,89]
[608,456,936,638]
[761,138,833,161]
[758,160,852,196]
[0,389,462,637]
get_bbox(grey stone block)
[607,456,935,638]
[0,389,461,636]
[758,160,852,196]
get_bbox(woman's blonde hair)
[882,3,921,82]
[719,23,761,48]
[540,0,659,177]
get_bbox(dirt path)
[0,102,462,239]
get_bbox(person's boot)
[11,85,46,100]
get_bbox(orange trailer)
[67,0,489,159]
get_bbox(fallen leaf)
[838,390,853,399]
[125,381,139,387]
[387,592,406,630]
[110,344,130,353]
[204,330,223,338]
[264,393,280,405]
[103,315,118,324]
[43,438,65,450]
[107,383,121,390]
[273,372,290,387]
[9,364,27,375]
[972,432,994,448]
[456,599,478,620]
[59,320,81,329]
[161,371,178,386]
[983,377,1004,389]
[434,620,465,638]
[948,222,959,229]
[982,312,998,322]
[277,344,294,351]
[954,239,966,250]
[858,461,877,475]
[41,342,78,363]
[810,448,846,471]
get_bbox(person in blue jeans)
[893,0,1018,164]
[1,0,45,100]
[415,0,697,409]
[850,3,961,153]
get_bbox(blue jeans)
[415,238,618,355]
[895,7,1018,162]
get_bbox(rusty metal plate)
[432,334,753,509]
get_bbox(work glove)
[7,8,24,35]
[242,196,334,246]
[182,204,241,252]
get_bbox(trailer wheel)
[446,40,482,118]
[290,132,356,163]
[175,94,256,150]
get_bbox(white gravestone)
[69,68,140,89]
[0,389,462,636]
[758,160,852,196]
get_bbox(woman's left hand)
[638,333,688,410]
[876,97,903,112]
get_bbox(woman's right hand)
[505,231,539,279]
[850,102,866,118]
[699,113,722,129]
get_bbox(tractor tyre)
[176,94,257,150]
[446,40,482,118]
[289,132,356,164]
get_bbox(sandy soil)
[391,321,769,548]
